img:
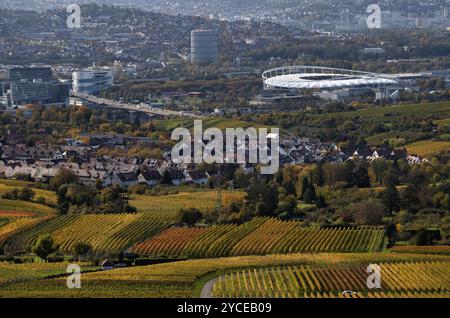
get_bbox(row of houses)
[0,159,209,188]
[278,138,425,165]
[0,137,426,188]
[350,145,425,164]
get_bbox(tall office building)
[0,66,69,108]
[190,29,219,65]
[7,67,53,82]
[72,68,113,95]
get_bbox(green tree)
[349,200,385,226]
[372,159,388,185]
[316,194,327,209]
[300,177,310,199]
[381,182,400,214]
[32,235,58,260]
[177,208,203,226]
[52,168,79,190]
[17,188,35,201]
[283,180,297,197]
[313,163,325,187]
[303,182,316,204]
[72,242,92,261]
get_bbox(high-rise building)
[72,68,113,95]
[7,67,53,82]
[0,66,69,108]
[190,29,219,65]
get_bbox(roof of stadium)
[263,66,398,90]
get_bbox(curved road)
[200,277,220,298]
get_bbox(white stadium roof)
[263,66,398,90]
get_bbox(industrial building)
[72,68,113,95]
[0,66,69,109]
[190,29,219,65]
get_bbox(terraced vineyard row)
[6,214,168,253]
[132,227,208,256]
[212,262,450,298]
[130,191,245,220]
[131,218,385,257]
[0,199,56,218]
[0,262,98,285]
[0,218,40,246]
[231,219,385,255]
[2,253,449,298]
[0,199,58,247]
[391,245,450,255]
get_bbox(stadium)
[262,66,398,91]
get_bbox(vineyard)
[130,191,245,220]
[0,199,56,217]
[0,218,40,246]
[6,213,168,253]
[0,211,35,217]
[391,245,450,255]
[131,218,385,257]
[131,227,208,256]
[0,199,58,246]
[0,253,449,298]
[405,140,450,158]
[212,262,450,298]
[0,184,58,205]
[0,262,98,285]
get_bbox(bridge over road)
[71,92,202,118]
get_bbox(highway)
[71,92,202,118]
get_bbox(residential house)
[112,171,139,187]
[185,170,209,185]
[138,169,162,186]
[166,169,187,186]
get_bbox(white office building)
[72,68,113,95]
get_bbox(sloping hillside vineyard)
[212,262,450,298]
[131,218,385,257]
[1,253,449,298]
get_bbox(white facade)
[72,68,113,95]
[263,66,398,91]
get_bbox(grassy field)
[153,117,279,132]
[0,179,37,187]
[436,117,450,126]
[0,253,448,298]
[310,101,450,122]
[130,191,245,220]
[405,140,450,157]
[365,131,429,146]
